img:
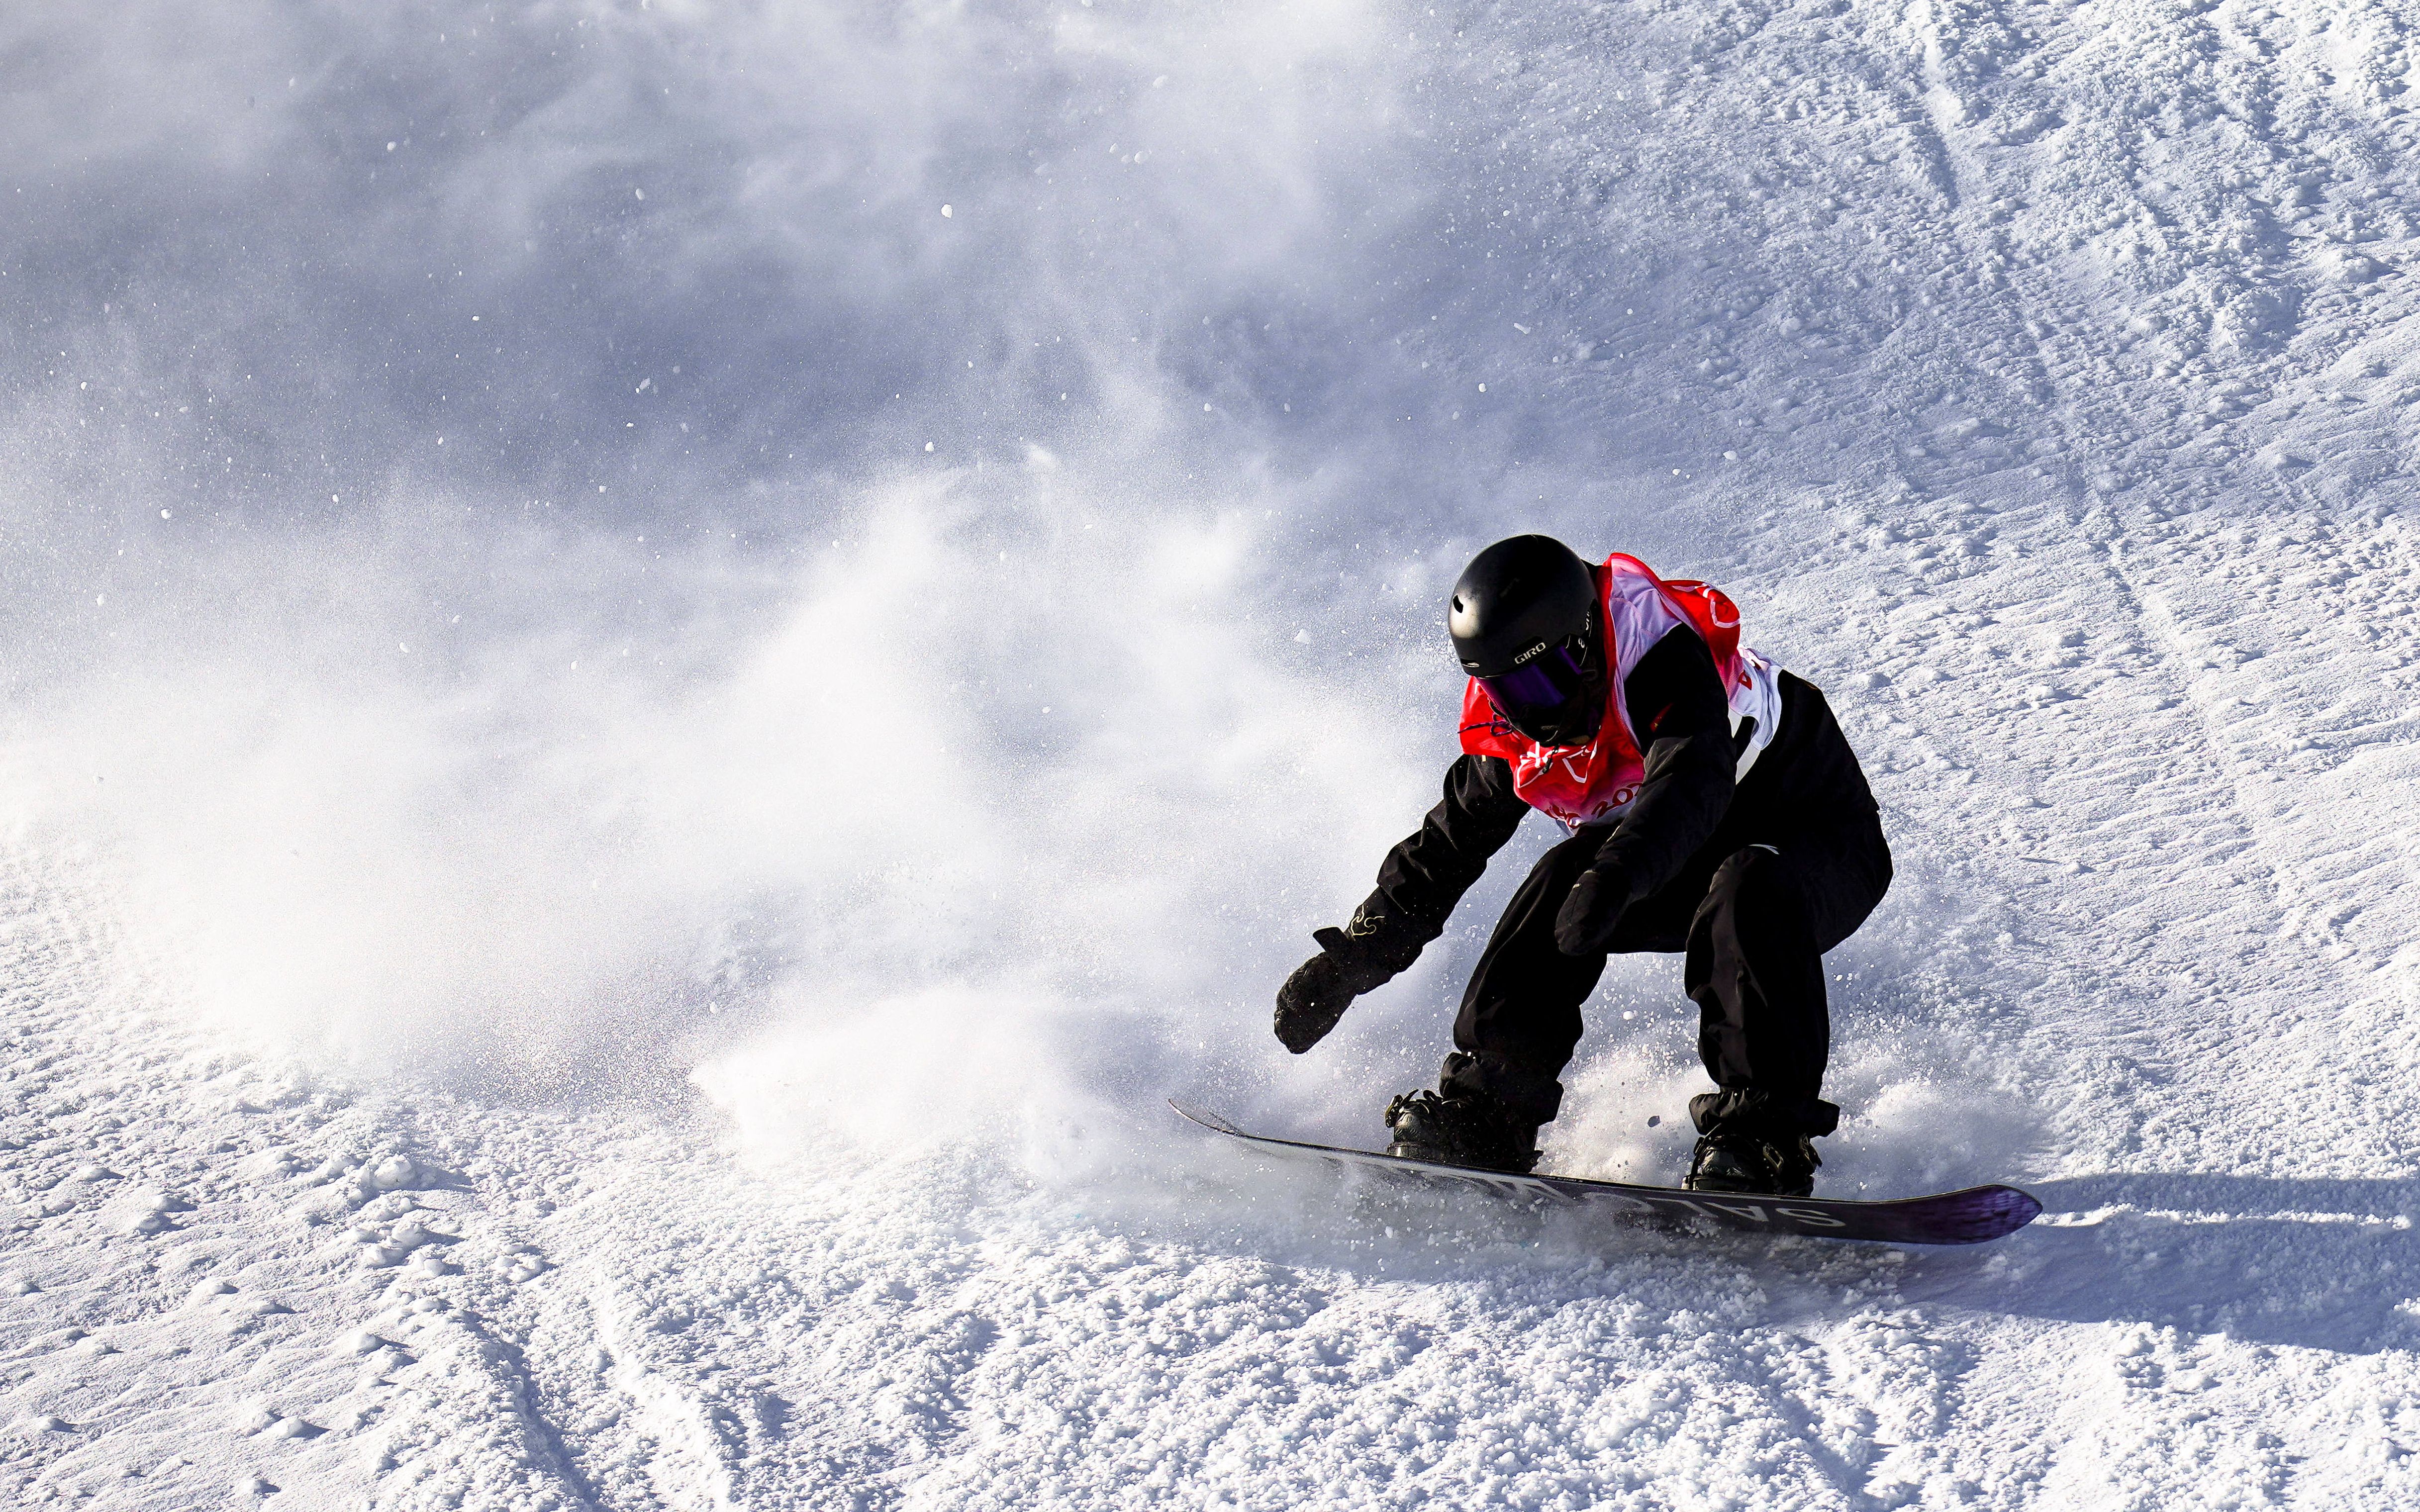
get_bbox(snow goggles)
[1477,639,1599,744]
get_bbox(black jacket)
[1333,628,1876,975]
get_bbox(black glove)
[1553,864,1633,956]
[1274,926,1394,1054]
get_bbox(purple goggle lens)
[1477,642,1592,735]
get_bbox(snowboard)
[1173,1102,2040,1246]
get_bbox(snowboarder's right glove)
[1274,926,1404,1054]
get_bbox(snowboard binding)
[1684,1131,1821,1198]
[1383,1088,1541,1174]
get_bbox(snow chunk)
[389,1214,447,1249]
[108,1186,186,1234]
[2321,249,2385,283]
[506,1258,547,1283]
[362,1345,410,1375]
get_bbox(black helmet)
[1449,535,1603,746]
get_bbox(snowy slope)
[7,0,2420,1507]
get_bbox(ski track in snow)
[11,0,2420,1507]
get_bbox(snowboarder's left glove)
[1273,926,1402,1054]
[1553,864,1634,956]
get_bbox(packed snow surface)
[7,0,2420,1506]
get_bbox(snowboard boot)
[1383,1089,1540,1174]
[1684,1131,1821,1198]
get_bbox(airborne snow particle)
[941,204,953,218]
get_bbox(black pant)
[1442,680,1891,1140]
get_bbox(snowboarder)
[1272,535,1891,1196]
